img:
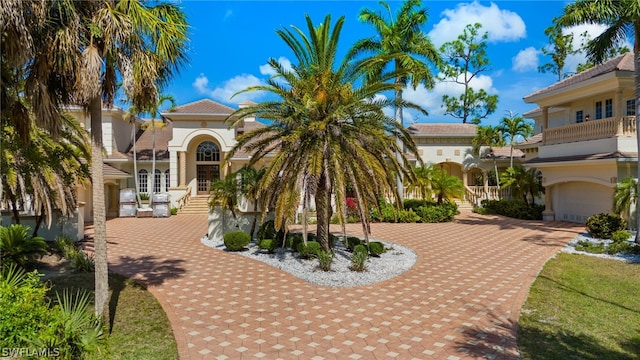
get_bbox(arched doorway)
[196,141,220,195]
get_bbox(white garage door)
[553,182,613,223]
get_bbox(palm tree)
[226,15,420,252]
[407,164,435,200]
[124,108,143,207]
[430,167,465,204]
[500,166,544,206]
[498,111,533,168]
[351,0,440,201]
[208,173,240,224]
[472,125,506,189]
[558,0,640,243]
[148,95,176,207]
[613,177,637,229]
[238,165,266,239]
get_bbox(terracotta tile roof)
[407,123,478,136]
[126,121,173,161]
[106,150,130,160]
[524,52,634,101]
[167,99,235,115]
[103,164,131,178]
[483,146,524,160]
[516,133,543,146]
[525,151,637,164]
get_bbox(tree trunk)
[9,191,20,225]
[395,85,405,203]
[315,174,331,252]
[132,120,142,207]
[90,96,109,318]
[634,34,640,244]
[150,118,156,207]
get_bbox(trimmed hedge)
[368,242,385,256]
[223,231,250,251]
[370,200,459,223]
[258,239,278,253]
[297,242,321,259]
[480,199,544,220]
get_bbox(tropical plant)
[223,231,250,251]
[208,173,240,222]
[124,108,144,207]
[538,20,577,80]
[350,0,440,200]
[225,15,420,252]
[497,111,533,168]
[612,176,637,228]
[500,166,544,206]
[407,164,435,201]
[472,125,505,188]
[0,224,48,267]
[148,95,176,207]
[440,23,498,124]
[558,0,640,243]
[429,168,464,204]
[238,165,266,239]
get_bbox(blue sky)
[166,0,629,127]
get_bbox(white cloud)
[192,73,266,104]
[429,1,526,47]
[259,57,293,76]
[512,47,539,72]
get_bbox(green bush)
[416,201,459,223]
[586,213,627,239]
[139,193,150,200]
[54,236,94,273]
[403,199,436,211]
[257,220,285,242]
[346,236,363,251]
[223,231,251,251]
[398,209,421,223]
[611,230,631,243]
[368,241,385,256]
[258,239,278,253]
[350,245,368,272]
[606,241,633,255]
[316,251,333,271]
[170,207,178,215]
[370,199,458,223]
[0,224,48,267]
[297,242,322,259]
[480,199,544,220]
[575,241,606,254]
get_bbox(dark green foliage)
[346,236,363,251]
[256,220,285,242]
[403,199,435,211]
[575,241,606,254]
[297,242,322,259]
[398,209,421,223]
[286,233,303,252]
[480,199,545,220]
[0,224,48,267]
[368,242,385,256]
[586,213,627,239]
[370,200,458,223]
[170,207,178,216]
[316,251,333,271]
[416,203,458,222]
[258,239,278,254]
[611,230,631,243]
[223,231,251,251]
[575,239,640,255]
[328,233,338,248]
[350,245,368,272]
[54,236,94,273]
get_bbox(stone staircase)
[178,195,210,215]
[454,198,475,211]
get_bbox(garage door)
[553,182,613,223]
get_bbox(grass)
[518,253,640,359]
[48,273,178,360]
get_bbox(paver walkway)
[92,211,582,359]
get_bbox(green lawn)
[48,273,178,360]
[518,253,640,359]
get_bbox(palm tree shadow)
[110,255,186,287]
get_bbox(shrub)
[139,193,150,201]
[586,213,627,239]
[170,207,178,216]
[297,242,322,259]
[398,209,421,223]
[480,199,544,220]
[403,199,434,211]
[611,230,631,243]
[316,251,333,271]
[575,241,606,254]
[258,239,278,254]
[368,242,385,256]
[346,236,363,251]
[606,240,633,255]
[223,231,251,251]
[54,236,94,273]
[0,224,48,267]
[257,220,285,242]
[350,245,368,272]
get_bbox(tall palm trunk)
[315,173,331,252]
[395,84,405,202]
[131,120,142,206]
[90,96,109,318]
[150,118,156,207]
[634,41,640,243]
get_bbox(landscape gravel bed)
[561,233,640,263]
[201,235,417,287]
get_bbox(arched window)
[154,169,162,193]
[196,141,220,162]
[165,170,170,191]
[138,169,149,193]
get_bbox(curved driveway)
[99,211,582,359]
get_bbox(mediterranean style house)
[519,52,637,224]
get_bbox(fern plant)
[0,224,48,267]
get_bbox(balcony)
[543,116,636,145]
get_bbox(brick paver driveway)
[97,211,582,359]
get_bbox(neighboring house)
[519,52,637,224]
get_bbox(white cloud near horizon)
[259,56,293,76]
[512,47,539,72]
[193,73,266,104]
[429,1,526,47]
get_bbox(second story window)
[595,101,602,119]
[139,169,148,193]
[627,99,636,116]
[605,98,613,118]
[576,110,584,123]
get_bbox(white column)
[542,184,555,221]
[169,150,178,188]
[179,151,186,187]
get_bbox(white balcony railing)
[543,116,636,145]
